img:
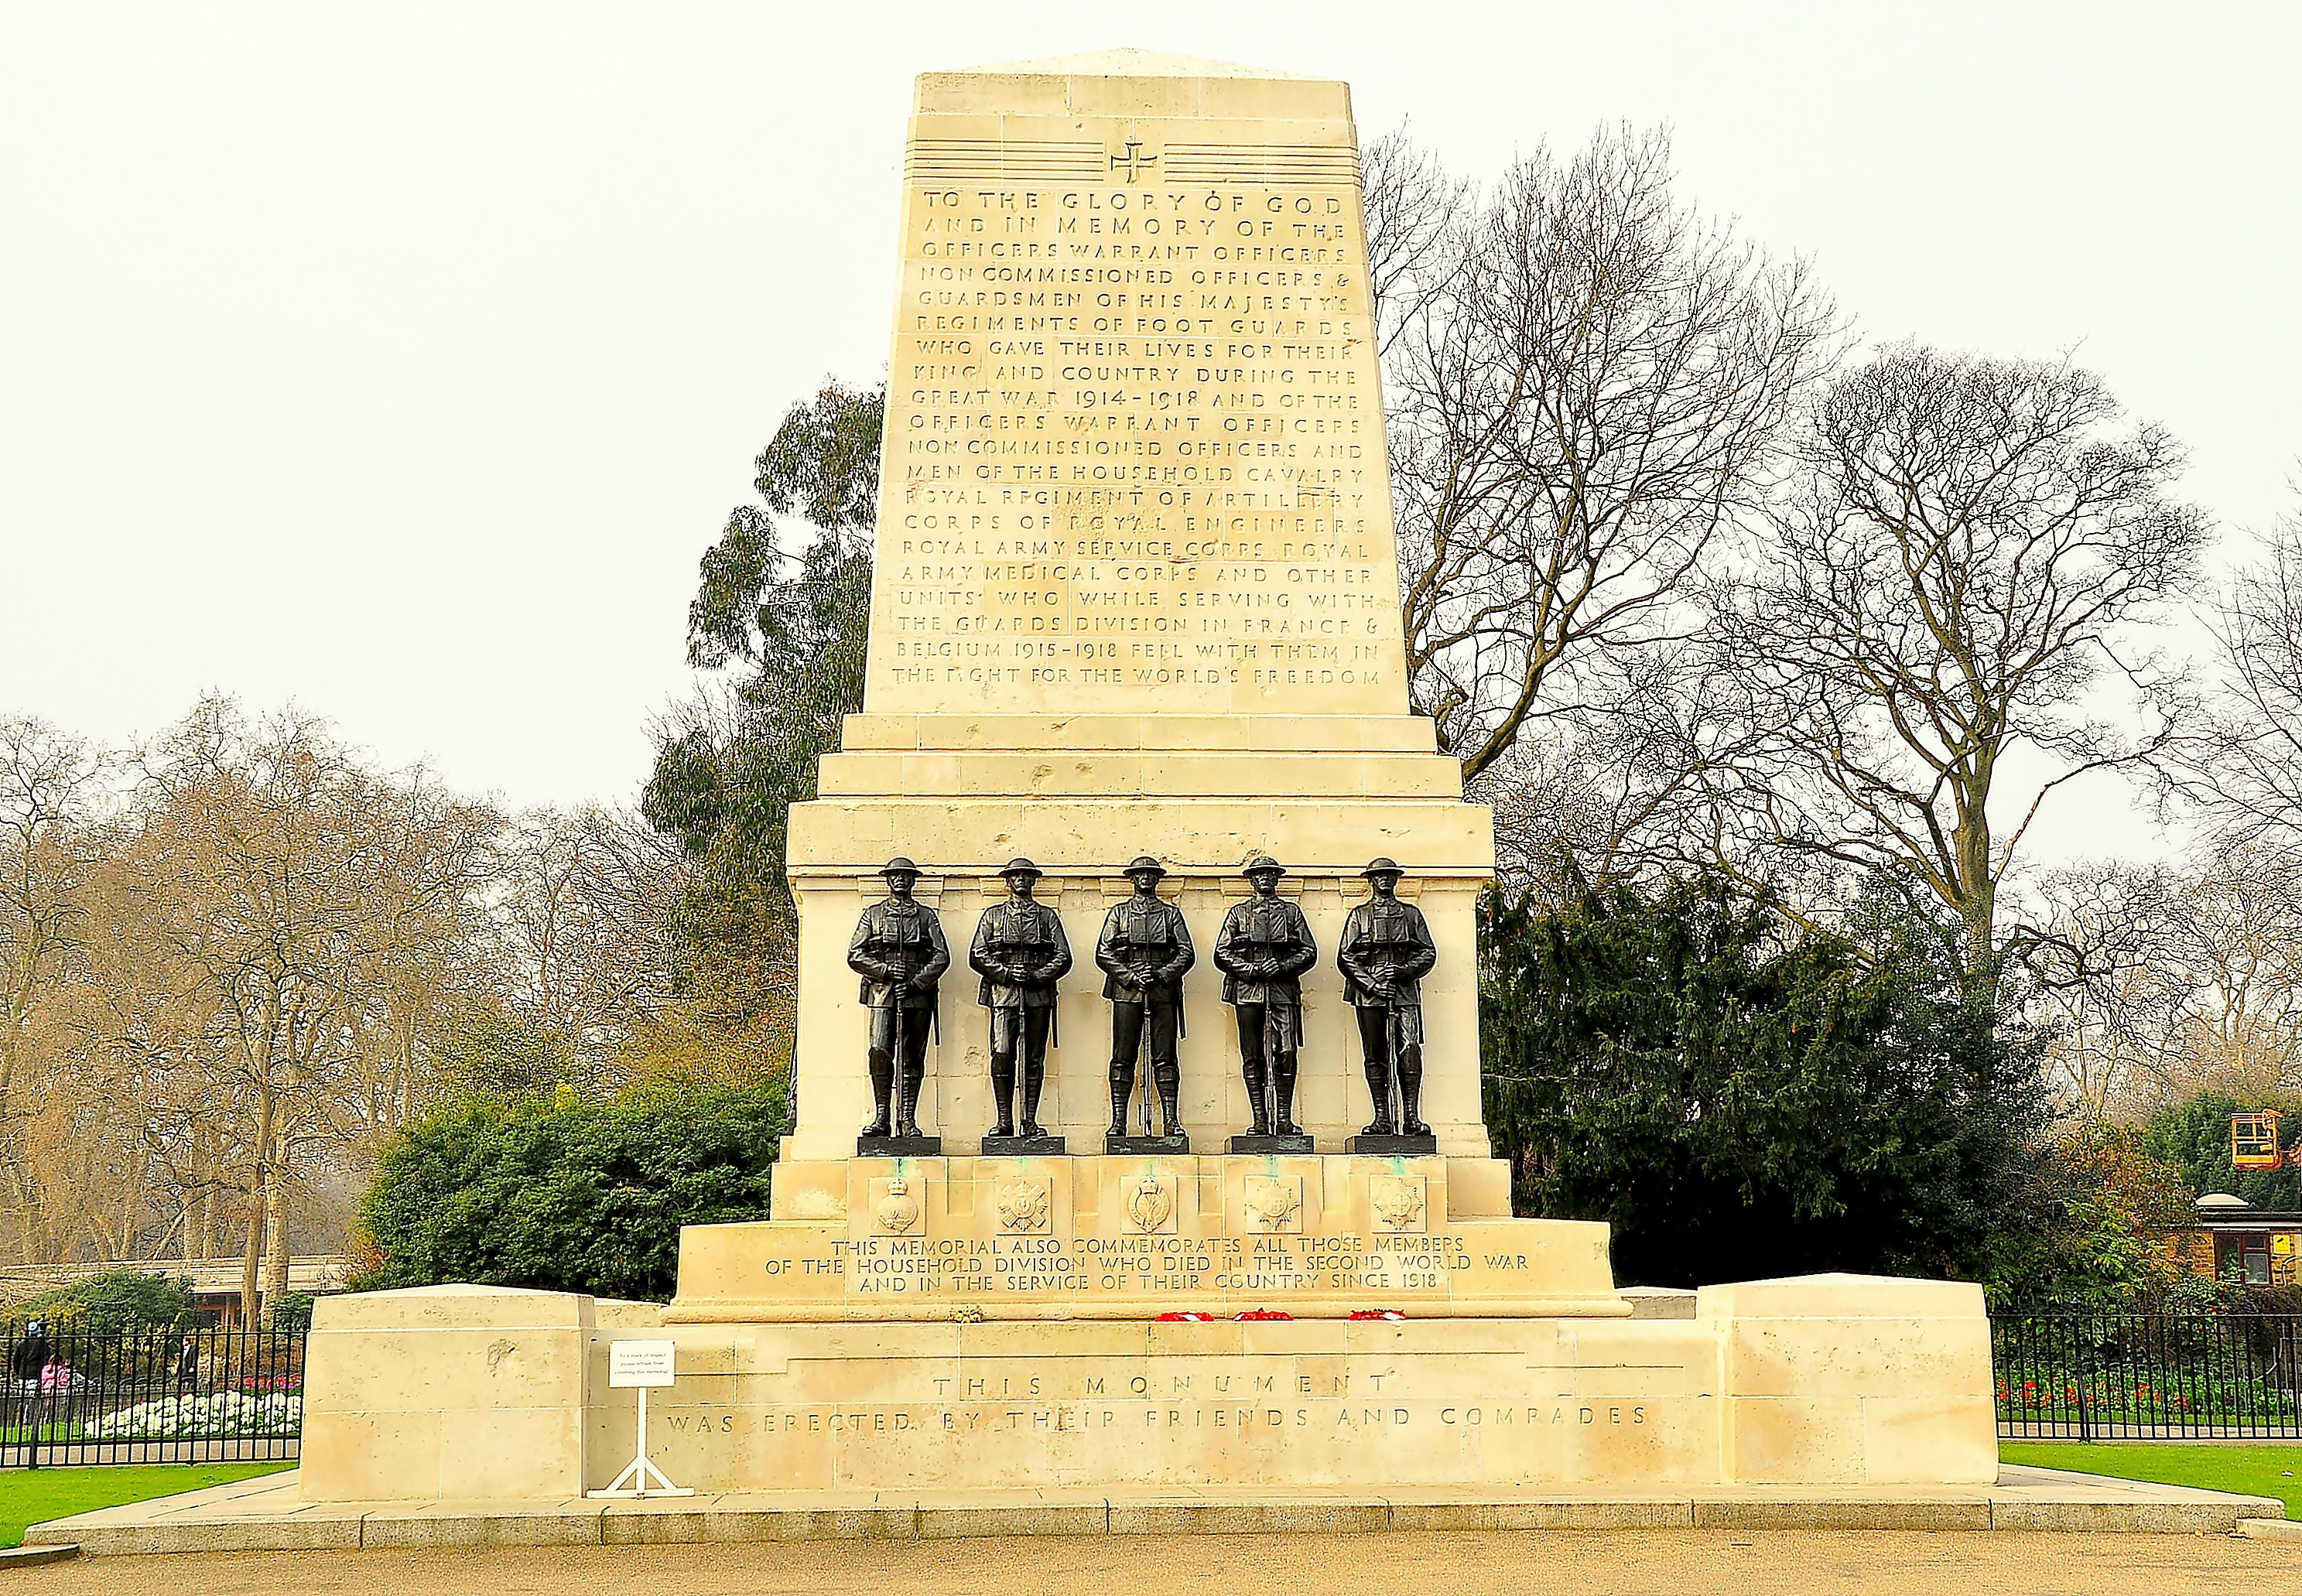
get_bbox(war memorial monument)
[69,51,2249,1551]
[306,43,1995,1511]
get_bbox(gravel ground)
[12,1529,2301,1596]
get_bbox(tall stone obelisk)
[782,51,1496,1193]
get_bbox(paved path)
[14,1529,2302,1596]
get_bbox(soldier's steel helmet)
[1361,857,1404,877]
[879,857,922,877]
[1240,853,1286,878]
[1124,855,1167,877]
[1000,856,1043,879]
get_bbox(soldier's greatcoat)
[1213,895,1317,1006]
[847,897,950,1010]
[1336,896,1437,1010]
[1095,895,1195,1010]
[970,898,1072,1008]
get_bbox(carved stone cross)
[1109,140,1160,183]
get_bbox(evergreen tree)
[354,1076,787,1301]
[1479,870,2050,1289]
[643,381,881,1051]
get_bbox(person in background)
[7,1319,47,1430]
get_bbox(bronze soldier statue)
[1213,854,1317,1150]
[1337,857,1438,1153]
[970,857,1072,1149]
[1096,855,1195,1150]
[847,857,950,1151]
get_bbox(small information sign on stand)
[585,1339,693,1499]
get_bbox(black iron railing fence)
[1995,1308,2302,1438]
[0,1324,306,1466]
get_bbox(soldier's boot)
[990,1060,1018,1137]
[896,1056,927,1139]
[1154,1062,1182,1140]
[1272,1053,1305,1137]
[1107,1061,1135,1137]
[1242,1058,1271,1136]
[1397,1044,1429,1136]
[1019,1058,1047,1139]
[862,1047,895,1136]
[1360,1062,1397,1137]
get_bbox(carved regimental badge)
[871,1177,921,1236]
[1241,1176,1303,1234]
[1125,1174,1176,1235]
[997,1178,1052,1235]
[1369,1175,1427,1234]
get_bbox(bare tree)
[0,700,709,1279]
[480,805,684,1092]
[2033,846,2302,1114]
[1713,347,2211,998]
[1360,127,1468,358]
[113,698,498,1320]
[2192,491,2302,850]
[0,717,106,1258]
[1370,123,1840,781]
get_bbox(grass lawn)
[2002,1441,2302,1518]
[0,1462,292,1548]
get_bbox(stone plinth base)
[1348,1132,1439,1157]
[980,1132,1066,1157]
[1107,1132,1192,1156]
[289,1273,2003,1508]
[1228,1133,1317,1155]
[679,1154,1622,1323]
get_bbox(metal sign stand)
[587,1340,693,1499]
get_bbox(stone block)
[1993,1497,2280,1533]
[1693,1498,1992,1531]
[1860,1395,1998,1485]
[1720,1398,1866,1485]
[915,1503,1112,1538]
[1106,1500,1390,1536]
[359,1509,605,1548]
[299,1286,592,1503]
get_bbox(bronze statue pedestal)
[857,1133,942,1157]
[1226,1132,1315,1155]
[1347,1131,1438,1156]
[980,1132,1065,1157]
[1107,1131,1191,1155]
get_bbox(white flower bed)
[83,1389,303,1440]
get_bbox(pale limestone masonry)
[292,1272,1998,1501]
[782,46,1490,1162]
[273,52,2007,1519]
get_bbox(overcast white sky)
[3,2,2297,849]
